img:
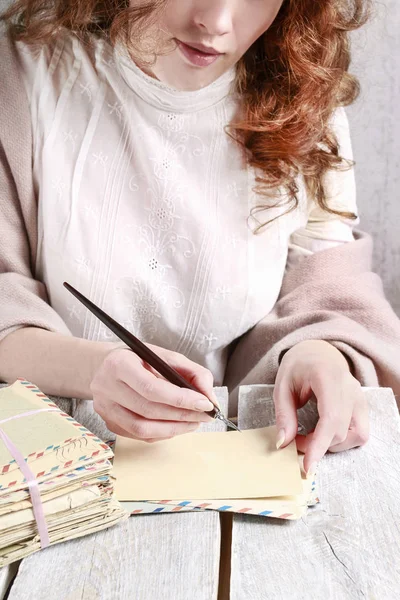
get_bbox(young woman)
[1,0,399,476]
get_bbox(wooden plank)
[0,564,18,600]
[4,385,228,600]
[9,512,221,600]
[231,385,400,600]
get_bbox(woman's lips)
[176,40,222,67]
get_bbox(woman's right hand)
[90,344,215,442]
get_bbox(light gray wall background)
[347,0,400,315]
[1,0,399,313]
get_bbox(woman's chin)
[150,52,229,91]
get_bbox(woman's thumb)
[273,380,298,449]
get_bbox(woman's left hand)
[274,340,369,476]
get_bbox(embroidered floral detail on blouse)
[114,163,196,340]
[107,101,124,122]
[158,112,185,133]
[150,127,206,181]
[148,203,174,231]
[200,333,218,349]
[129,176,139,192]
[79,82,94,101]
[227,181,243,198]
[131,285,159,324]
[137,224,192,288]
[224,233,240,249]
[139,220,195,262]
[67,304,81,320]
[75,256,91,275]
[98,323,119,342]
[124,119,208,348]
[92,152,108,168]
[144,175,194,255]
[150,137,184,181]
[114,279,160,341]
[213,286,232,301]
[63,130,77,152]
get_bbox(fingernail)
[306,462,318,479]
[188,423,199,431]
[195,398,214,412]
[276,429,286,450]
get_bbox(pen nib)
[213,408,241,432]
[225,419,241,432]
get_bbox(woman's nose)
[193,1,233,37]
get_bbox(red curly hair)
[2,0,371,230]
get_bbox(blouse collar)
[114,45,236,113]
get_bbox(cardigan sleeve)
[0,33,71,342]
[223,230,400,408]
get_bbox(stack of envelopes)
[0,380,127,567]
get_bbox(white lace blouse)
[16,34,358,385]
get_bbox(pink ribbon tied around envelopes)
[0,408,61,549]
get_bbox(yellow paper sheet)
[114,426,303,501]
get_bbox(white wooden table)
[2,386,400,599]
